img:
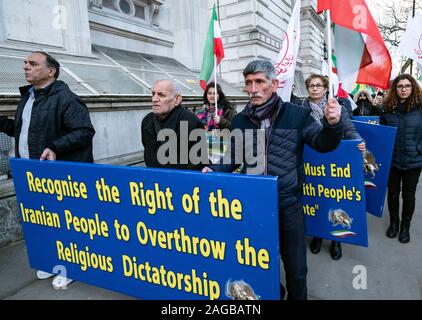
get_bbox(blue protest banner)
[352,116,380,124]
[352,121,396,217]
[10,158,280,300]
[303,140,367,246]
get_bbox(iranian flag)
[317,0,392,90]
[199,3,225,91]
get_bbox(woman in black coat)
[380,74,422,243]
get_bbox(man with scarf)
[202,59,343,300]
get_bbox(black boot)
[398,222,410,243]
[330,241,342,260]
[386,220,399,238]
[310,237,322,254]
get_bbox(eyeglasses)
[308,84,324,89]
[396,84,412,90]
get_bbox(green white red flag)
[199,3,225,91]
[317,0,392,90]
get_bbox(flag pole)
[214,1,218,118]
[214,56,218,117]
[326,10,334,99]
[410,0,416,75]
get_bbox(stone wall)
[0,194,20,248]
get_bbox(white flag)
[321,60,339,96]
[321,60,358,110]
[398,13,422,66]
[274,0,300,102]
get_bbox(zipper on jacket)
[264,104,282,175]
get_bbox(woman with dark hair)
[196,82,236,130]
[195,82,236,163]
[380,74,422,243]
[302,74,365,260]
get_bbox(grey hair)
[243,59,276,81]
[153,79,182,97]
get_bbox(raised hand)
[324,98,341,125]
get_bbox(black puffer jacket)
[0,80,95,162]
[380,105,422,170]
[211,96,343,213]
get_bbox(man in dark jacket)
[202,59,343,300]
[0,51,95,288]
[0,51,94,162]
[142,79,205,170]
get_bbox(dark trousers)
[387,167,422,226]
[279,202,308,300]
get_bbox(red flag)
[337,84,349,99]
[317,0,392,89]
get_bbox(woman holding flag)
[196,82,236,131]
[195,82,236,163]
[381,74,422,244]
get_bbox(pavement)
[1,185,422,300]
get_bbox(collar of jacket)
[19,80,66,98]
[146,105,184,136]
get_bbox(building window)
[103,0,114,9]
[118,0,133,15]
[93,0,148,21]
[134,5,146,20]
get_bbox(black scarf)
[244,93,280,127]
